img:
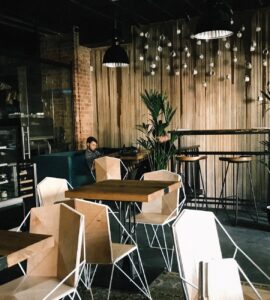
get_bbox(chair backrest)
[142,170,180,216]
[63,199,113,264]
[27,203,84,287]
[94,156,121,182]
[172,209,222,300]
[37,177,70,206]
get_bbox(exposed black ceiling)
[0,0,269,47]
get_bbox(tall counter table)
[169,128,270,223]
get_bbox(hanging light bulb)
[258,95,264,101]
[177,28,181,35]
[225,42,230,49]
[233,56,238,63]
[245,75,250,82]
[166,65,171,71]
[263,59,268,67]
[196,40,202,45]
[203,81,207,88]
[150,70,155,76]
[175,69,180,76]
[139,54,144,61]
[160,34,166,41]
[144,44,149,50]
[145,32,150,38]
[157,46,163,52]
[183,62,188,69]
[193,68,198,75]
[263,49,269,56]
[139,32,144,37]
[209,61,214,68]
[155,55,160,61]
[217,50,222,56]
[250,45,255,52]
[170,51,177,57]
[186,52,191,58]
[256,26,261,32]
[233,46,238,52]
[150,62,157,69]
[241,25,245,31]
[199,54,204,60]
[190,34,195,39]
[246,62,252,69]
[237,31,242,38]
[226,74,231,80]
[167,41,172,47]
[184,46,189,52]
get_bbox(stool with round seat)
[175,155,207,209]
[219,156,258,224]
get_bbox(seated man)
[85,136,102,172]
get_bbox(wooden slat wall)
[90,8,270,205]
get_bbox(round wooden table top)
[219,156,253,163]
[175,155,207,162]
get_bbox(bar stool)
[219,156,258,224]
[175,155,207,209]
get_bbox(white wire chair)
[37,176,73,206]
[64,199,152,300]
[0,203,85,300]
[135,170,186,272]
[172,209,270,300]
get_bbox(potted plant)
[137,90,177,171]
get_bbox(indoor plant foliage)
[137,90,177,170]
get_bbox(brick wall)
[40,29,93,150]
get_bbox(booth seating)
[33,148,121,187]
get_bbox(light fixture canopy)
[103,37,129,67]
[194,1,233,40]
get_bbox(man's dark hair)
[86,136,98,144]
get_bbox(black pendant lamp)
[194,1,233,40]
[103,6,129,68]
[103,36,129,68]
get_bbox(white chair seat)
[0,276,75,300]
[135,212,175,225]
[112,243,137,263]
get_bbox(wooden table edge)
[65,180,181,202]
[5,235,54,269]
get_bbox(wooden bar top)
[0,230,54,271]
[65,179,181,202]
[169,128,270,136]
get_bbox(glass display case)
[0,163,18,200]
[0,57,74,157]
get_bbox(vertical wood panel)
[90,8,270,205]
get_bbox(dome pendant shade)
[194,3,233,40]
[103,42,129,68]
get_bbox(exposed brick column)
[40,28,93,150]
[73,33,93,149]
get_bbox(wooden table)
[114,151,149,162]
[0,230,54,271]
[65,179,181,202]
